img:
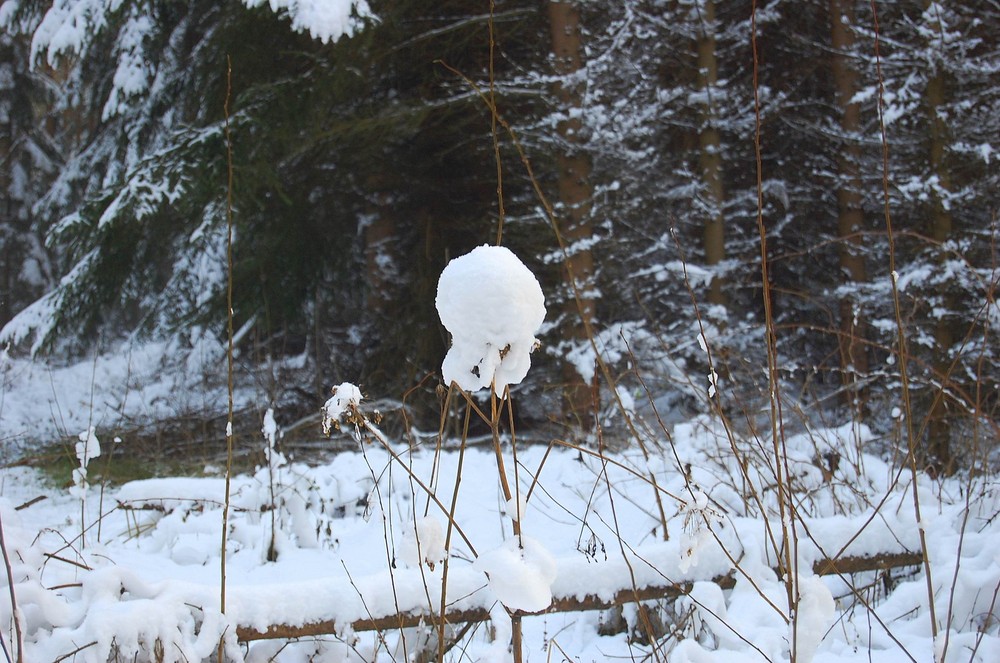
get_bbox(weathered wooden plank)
[235,551,922,641]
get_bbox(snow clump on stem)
[71,426,101,498]
[435,245,546,396]
[321,382,364,434]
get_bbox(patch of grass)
[13,417,262,488]
[16,440,208,488]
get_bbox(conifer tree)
[0,31,55,329]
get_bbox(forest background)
[1,0,998,473]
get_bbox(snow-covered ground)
[0,333,252,456]
[1,246,998,662]
[1,405,998,662]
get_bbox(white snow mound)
[398,516,446,569]
[435,245,546,395]
[793,574,836,663]
[475,535,557,613]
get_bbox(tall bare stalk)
[462,384,524,663]
[0,510,22,663]
[219,54,236,661]
[751,2,798,657]
[868,2,939,653]
[487,0,504,246]
[486,6,522,655]
[437,400,471,662]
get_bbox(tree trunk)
[0,133,12,329]
[0,36,14,328]
[696,0,727,308]
[924,14,954,474]
[548,0,596,425]
[364,176,396,320]
[829,0,870,404]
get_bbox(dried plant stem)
[488,0,504,246]
[0,510,23,663]
[488,385,524,663]
[666,229,785,564]
[219,54,236,661]
[52,641,97,662]
[266,456,277,563]
[956,253,998,661]
[488,389,518,535]
[441,381,527,661]
[356,446,410,663]
[438,403,472,663]
[594,404,664,656]
[360,416,478,556]
[751,4,797,640]
[868,1,939,650]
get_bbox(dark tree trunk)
[548,0,596,425]
[829,0,870,405]
[697,0,727,308]
[924,13,955,474]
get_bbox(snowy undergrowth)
[0,332,296,457]
[2,246,998,663]
[1,416,998,662]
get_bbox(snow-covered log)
[236,550,922,641]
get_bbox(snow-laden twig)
[0,510,22,663]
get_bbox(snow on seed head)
[322,382,364,434]
[435,245,546,395]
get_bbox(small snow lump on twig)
[321,382,364,434]
[435,245,546,395]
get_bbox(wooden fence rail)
[236,550,922,641]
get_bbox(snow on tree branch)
[242,0,372,44]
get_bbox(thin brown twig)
[941,219,998,662]
[42,552,92,571]
[592,392,664,658]
[355,406,478,556]
[751,3,796,635]
[488,0,504,246]
[0,510,23,663]
[867,0,939,648]
[52,640,97,663]
[489,384,524,663]
[219,53,236,662]
[13,496,45,511]
[665,228,785,565]
[438,402,472,663]
[356,440,411,662]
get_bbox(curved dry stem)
[750,6,798,647]
[868,0,939,648]
[438,400,472,662]
[0,510,22,663]
[219,56,236,663]
[355,411,478,557]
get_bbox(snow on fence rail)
[235,550,922,642]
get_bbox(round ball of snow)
[435,245,546,395]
